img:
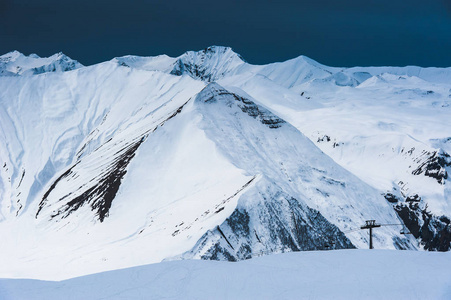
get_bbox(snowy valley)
[0,46,450,286]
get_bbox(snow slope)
[0,78,414,280]
[165,47,451,251]
[1,250,450,300]
[0,46,450,281]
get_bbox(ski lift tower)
[361,220,381,249]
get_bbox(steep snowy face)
[0,74,413,280]
[0,51,83,76]
[179,83,413,260]
[170,46,246,81]
[185,51,450,252]
[0,61,205,223]
[240,70,451,251]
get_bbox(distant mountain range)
[0,46,449,280]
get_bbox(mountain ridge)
[0,46,449,280]
[0,50,83,76]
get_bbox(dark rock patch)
[36,164,78,218]
[383,193,400,203]
[38,138,143,222]
[393,203,451,251]
[198,83,285,129]
[191,192,354,262]
[230,93,285,129]
[317,135,331,143]
[412,150,451,184]
[37,102,190,222]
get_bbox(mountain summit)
[0,51,83,76]
[170,46,246,81]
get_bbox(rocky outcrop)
[185,184,355,261]
[412,150,451,184]
[170,46,244,81]
[393,203,451,251]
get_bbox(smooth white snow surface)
[0,250,450,300]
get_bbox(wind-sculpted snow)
[35,99,193,223]
[36,137,144,222]
[0,62,204,221]
[0,46,450,281]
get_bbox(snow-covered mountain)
[0,46,449,280]
[0,51,83,76]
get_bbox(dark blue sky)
[1,0,451,67]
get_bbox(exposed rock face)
[35,100,191,223]
[198,83,285,129]
[185,182,355,261]
[384,193,399,203]
[170,46,244,81]
[393,203,451,251]
[412,150,451,184]
[383,191,451,251]
[37,138,144,222]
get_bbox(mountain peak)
[189,46,244,60]
[170,46,245,81]
[199,45,243,58]
[0,51,83,76]
[196,82,286,129]
[0,50,25,62]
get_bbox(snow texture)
[0,250,450,300]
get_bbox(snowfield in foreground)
[0,250,450,300]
